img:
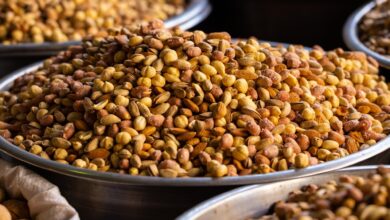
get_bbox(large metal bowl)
[343,1,390,69]
[2,61,390,185]
[0,0,211,58]
[177,165,389,220]
[0,61,390,219]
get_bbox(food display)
[359,0,390,56]
[0,187,30,220]
[0,0,184,44]
[0,20,389,178]
[257,167,390,219]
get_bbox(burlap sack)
[0,159,79,220]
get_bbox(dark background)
[195,0,368,50]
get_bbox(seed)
[152,74,166,87]
[177,148,190,165]
[263,145,279,159]
[193,71,207,82]
[148,115,165,127]
[163,50,178,64]
[294,153,309,168]
[234,79,249,93]
[54,148,68,160]
[220,133,233,149]
[88,148,110,159]
[187,46,202,57]
[100,114,121,125]
[213,102,227,119]
[133,116,147,131]
[284,124,296,135]
[28,85,43,96]
[51,137,71,149]
[322,140,340,150]
[85,137,99,152]
[160,169,178,178]
[222,75,236,87]
[278,159,288,171]
[130,155,142,169]
[116,132,132,145]
[115,95,129,107]
[326,75,340,85]
[29,145,42,155]
[174,115,188,128]
[232,145,249,161]
[200,64,217,76]
[302,108,315,120]
[73,159,87,168]
[207,160,228,177]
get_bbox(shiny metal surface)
[0,0,211,57]
[1,60,390,219]
[178,165,389,220]
[343,1,390,69]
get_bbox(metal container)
[178,165,389,220]
[343,1,390,69]
[0,62,390,219]
[0,0,211,75]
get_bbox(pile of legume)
[0,20,389,177]
[359,0,390,56]
[257,167,390,219]
[0,0,184,44]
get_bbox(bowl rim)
[0,0,211,55]
[0,57,389,186]
[343,1,390,69]
[176,165,389,219]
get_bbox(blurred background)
[196,0,368,49]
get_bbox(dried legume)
[256,167,390,220]
[359,0,390,56]
[0,20,389,178]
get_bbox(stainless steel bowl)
[0,0,211,58]
[1,59,390,219]
[343,1,390,69]
[178,165,389,220]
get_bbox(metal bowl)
[0,0,211,58]
[2,61,390,185]
[0,60,390,219]
[178,165,389,220]
[343,1,390,69]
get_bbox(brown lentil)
[0,20,389,178]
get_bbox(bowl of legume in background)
[344,0,390,69]
[178,165,390,220]
[0,0,211,75]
